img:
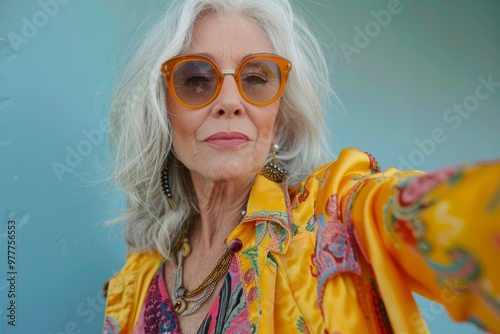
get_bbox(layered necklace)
[172,209,246,316]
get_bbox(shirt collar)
[236,173,294,254]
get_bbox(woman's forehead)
[187,12,274,65]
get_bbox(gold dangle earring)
[260,144,288,182]
[161,155,177,211]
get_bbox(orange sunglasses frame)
[161,53,292,108]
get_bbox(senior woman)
[102,0,500,333]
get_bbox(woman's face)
[167,12,281,182]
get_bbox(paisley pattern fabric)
[103,148,500,333]
[131,256,250,334]
[103,316,121,334]
[132,263,179,334]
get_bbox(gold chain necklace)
[172,239,233,315]
[172,210,245,315]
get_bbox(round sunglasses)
[161,53,292,108]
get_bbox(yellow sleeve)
[102,252,164,333]
[346,153,500,332]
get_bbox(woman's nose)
[212,75,245,117]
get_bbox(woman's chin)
[191,163,260,183]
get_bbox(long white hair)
[109,0,333,257]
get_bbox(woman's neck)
[189,173,254,250]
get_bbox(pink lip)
[204,132,249,147]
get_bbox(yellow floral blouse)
[103,148,500,333]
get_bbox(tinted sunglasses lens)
[240,59,282,104]
[173,60,218,106]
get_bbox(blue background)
[0,0,498,332]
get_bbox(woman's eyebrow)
[195,52,214,58]
[191,52,254,64]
